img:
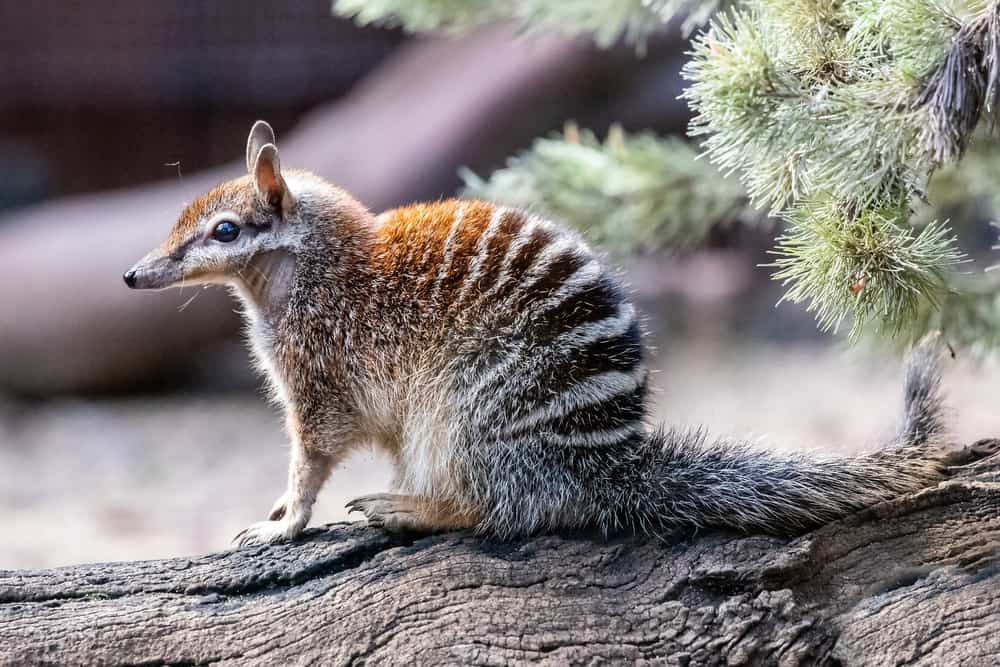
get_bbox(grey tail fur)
[612,334,950,536]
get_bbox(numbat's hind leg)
[346,493,480,533]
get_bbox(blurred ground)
[2,337,996,570]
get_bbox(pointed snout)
[123,252,182,290]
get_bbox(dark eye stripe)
[169,236,197,261]
[247,220,272,233]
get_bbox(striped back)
[374,199,648,449]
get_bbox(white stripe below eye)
[204,211,242,232]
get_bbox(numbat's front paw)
[232,520,298,547]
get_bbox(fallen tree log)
[2,446,999,666]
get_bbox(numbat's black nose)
[123,269,137,288]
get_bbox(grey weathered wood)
[2,450,998,666]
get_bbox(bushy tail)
[628,335,950,535]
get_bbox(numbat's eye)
[211,220,240,242]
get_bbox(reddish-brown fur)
[163,178,253,250]
[373,199,499,294]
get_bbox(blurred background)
[0,2,996,569]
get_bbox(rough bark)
[2,450,998,666]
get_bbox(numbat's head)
[123,121,362,291]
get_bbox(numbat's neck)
[235,249,298,323]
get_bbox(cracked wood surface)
[2,455,999,666]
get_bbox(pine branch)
[767,197,965,341]
[332,0,726,46]
[684,0,999,343]
[915,3,1000,162]
[681,4,939,214]
[332,0,496,35]
[461,125,750,253]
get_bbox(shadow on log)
[2,449,999,665]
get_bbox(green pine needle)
[682,4,939,215]
[768,198,965,340]
[461,125,750,253]
[333,0,725,46]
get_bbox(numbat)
[126,121,954,546]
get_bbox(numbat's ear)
[246,120,276,174]
[253,143,295,212]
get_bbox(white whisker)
[177,292,200,312]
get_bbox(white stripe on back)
[455,206,506,306]
[535,258,603,312]
[429,204,466,298]
[494,235,582,308]
[468,301,637,402]
[540,423,643,447]
[510,365,648,431]
[552,302,636,351]
[480,216,539,301]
